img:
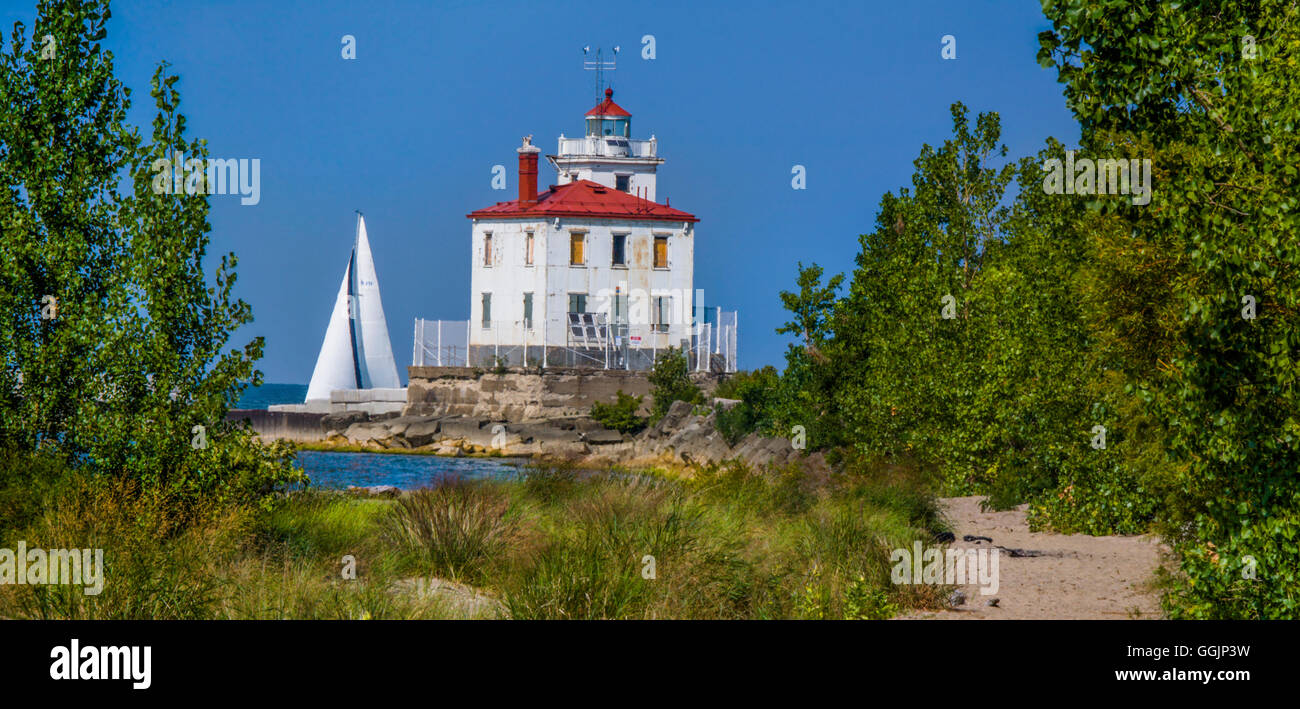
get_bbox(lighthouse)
[464,88,700,369]
[550,87,663,202]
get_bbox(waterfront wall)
[405,365,723,421]
[227,409,327,443]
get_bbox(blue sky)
[4,0,1079,384]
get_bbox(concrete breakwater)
[228,408,331,443]
[229,399,828,475]
[405,366,724,420]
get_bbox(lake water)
[297,450,528,490]
[239,383,523,490]
[236,382,308,409]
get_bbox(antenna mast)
[582,45,619,103]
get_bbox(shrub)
[712,369,782,445]
[590,390,646,434]
[648,347,702,421]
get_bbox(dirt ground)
[901,496,1167,620]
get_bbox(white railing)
[413,313,737,372]
[556,135,656,159]
[412,319,470,367]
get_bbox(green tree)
[0,0,298,508]
[828,103,1014,485]
[1039,0,1300,617]
[776,262,843,357]
[773,264,844,449]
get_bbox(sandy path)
[902,496,1166,620]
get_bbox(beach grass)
[0,454,949,620]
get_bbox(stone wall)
[405,366,723,421]
[320,399,831,477]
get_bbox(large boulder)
[582,428,626,446]
[381,415,437,437]
[344,422,390,444]
[439,417,487,440]
[321,410,369,433]
[646,400,695,439]
[540,440,591,459]
[402,419,443,447]
[513,422,581,444]
[346,484,401,498]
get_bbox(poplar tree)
[0,0,298,505]
[1039,0,1300,617]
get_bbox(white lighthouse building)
[460,88,714,369]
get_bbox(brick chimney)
[517,135,540,206]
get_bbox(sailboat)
[305,212,401,402]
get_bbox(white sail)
[305,257,359,401]
[353,214,401,388]
[304,212,401,403]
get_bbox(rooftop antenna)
[582,45,619,103]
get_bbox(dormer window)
[616,175,630,192]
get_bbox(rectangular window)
[523,292,533,329]
[653,236,668,268]
[481,293,492,328]
[570,232,586,265]
[652,295,670,333]
[568,293,587,314]
[612,234,627,266]
[483,233,493,267]
[616,174,631,192]
[525,231,534,265]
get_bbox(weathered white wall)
[554,161,660,202]
[468,217,695,351]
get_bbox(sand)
[901,496,1167,620]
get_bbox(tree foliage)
[0,0,299,509]
[1037,0,1300,618]
[740,2,1299,618]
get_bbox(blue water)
[236,382,307,409]
[297,450,528,490]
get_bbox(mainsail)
[305,213,401,402]
[353,215,401,389]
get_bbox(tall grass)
[383,480,516,584]
[0,452,950,620]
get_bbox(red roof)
[585,87,631,117]
[468,180,697,223]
